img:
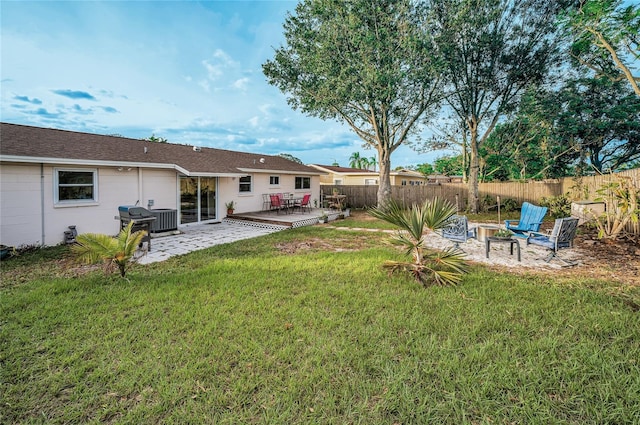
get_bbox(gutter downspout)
[40,163,45,246]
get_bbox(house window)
[401,180,407,186]
[334,179,343,185]
[55,168,97,203]
[239,175,252,193]
[269,176,280,186]
[295,176,311,190]
[364,179,377,185]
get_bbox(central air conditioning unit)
[150,209,178,233]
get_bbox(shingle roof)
[0,122,319,175]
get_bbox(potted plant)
[318,213,328,224]
[493,228,514,240]
[225,201,236,215]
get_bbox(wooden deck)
[226,208,343,229]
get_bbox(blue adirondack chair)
[504,202,548,236]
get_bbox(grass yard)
[2,221,640,424]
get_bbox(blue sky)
[1,0,448,167]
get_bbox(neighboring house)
[0,123,321,247]
[308,164,379,186]
[426,174,464,184]
[308,164,428,186]
[389,169,428,186]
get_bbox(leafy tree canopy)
[278,153,304,164]
[263,0,443,207]
[563,0,640,96]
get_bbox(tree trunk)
[468,124,480,214]
[377,146,392,209]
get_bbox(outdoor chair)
[262,194,271,211]
[441,215,477,249]
[505,202,548,236]
[294,194,312,213]
[269,194,289,214]
[526,217,579,266]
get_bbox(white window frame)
[295,176,311,190]
[364,179,377,185]
[54,168,98,205]
[334,179,343,185]
[239,175,252,193]
[269,175,280,186]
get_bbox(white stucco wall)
[219,173,320,214]
[0,163,178,247]
[1,163,43,247]
[1,162,319,247]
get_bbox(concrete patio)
[137,208,345,264]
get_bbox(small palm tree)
[72,222,147,278]
[369,198,468,286]
[349,152,362,169]
[368,156,377,171]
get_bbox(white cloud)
[233,77,250,91]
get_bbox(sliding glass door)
[179,176,217,224]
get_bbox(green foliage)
[145,134,168,143]
[71,222,146,278]
[415,162,435,176]
[591,176,639,240]
[263,0,442,207]
[502,198,518,212]
[563,0,640,96]
[555,76,640,172]
[368,198,468,286]
[429,0,567,212]
[278,153,304,164]
[540,193,573,218]
[434,154,464,176]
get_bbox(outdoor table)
[286,197,302,213]
[326,194,346,210]
[477,224,500,242]
[485,236,521,262]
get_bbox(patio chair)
[294,194,312,213]
[505,202,548,236]
[526,217,579,266]
[269,194,289,214]
[441,215,477,249]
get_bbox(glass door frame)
[179,176,218,225]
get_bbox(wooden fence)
[320,168,640,210]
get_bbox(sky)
[1,0,451,168]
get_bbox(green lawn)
[2,220,639,424]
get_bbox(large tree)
[429,0,569,212]
[555,76,640,172]
[563,0,640,96]
[263,0,443,208]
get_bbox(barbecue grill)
[118,206,157,251]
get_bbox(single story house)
[308,164,379,185]
[0,122,321,248]
[308,164,428,186]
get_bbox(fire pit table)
[485,236,521,262]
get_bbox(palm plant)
[369,198,468,286]
[71,222,146,278]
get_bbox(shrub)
[540,193,572,218]
[591,176,639,240]
[368,198,469,286]
[72,222,146,278]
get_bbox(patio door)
[180,176,217,224]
